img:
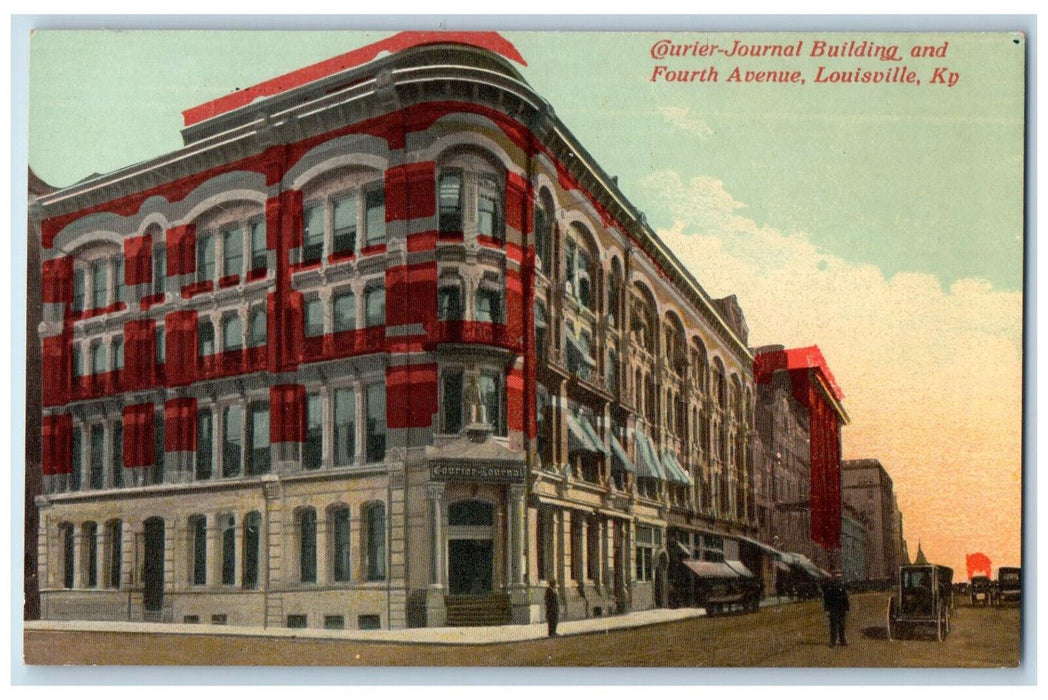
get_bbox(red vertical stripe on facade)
[505,171,529,234]
[165,224,197,277]
[124,233,153,285]
[385,262,437,328]
[506,367,525,433]
[123,403,155,468]
[42,414,73,476]
[386,363,437,429]
[42,257,73,305]
[505,271,523,349]
[42,332,70,407]
[270,384,306,443]
[123,319,157,390]
[164,397,197,452]
[164,310,198,387]
[385,162,437,222]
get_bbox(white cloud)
[658,106,715,140]
[642,170,1023,574]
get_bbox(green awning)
[609,433,635,473]
[661,450,693,486]
[567,412,607,455]
[631,430,665,480]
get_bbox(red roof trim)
[182,31,527,127]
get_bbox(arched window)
[298,508,317,584]
[72,268,86,312]
[364,502,386,581]
[248,306,267,347]
[249,220,267,273]
[198,319,215,356]
[565,223,598,311]
[189,514,207,585]
[152,239,166,296]
[330,505,351,583]
[91,259,108,309]
[222,226,243,278]
[222,315,243,351]
[365,285,385,327]
[436,150,505,243]
[534,189,555,276]
[242,511,261,589]
[59,522,75,588]
[220,514,236,585]
[82,521,98,588]
[196,232,216,283]
[475,274,504,324]
[437,274,464,321]
[104,520,122,589]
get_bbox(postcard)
[22,27,1025,670]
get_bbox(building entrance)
[447,499,495,596]
[143,517,165,612]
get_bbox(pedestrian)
[823,569,850,647]
[545,579,560,637]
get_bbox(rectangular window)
[222,227,243,278]
[324,616,345,630]
[153,245,166,296]
[438,285,463,320]
[248,404,270,475]
[302,204,324,263]
[365,287,385,327]
[112,337,124,371]
[152,412,164,485]
[480,370,505,436]
[304,394,322,470]
[535,205,552,275]
[332,508,351,582]
[333,291,356,332]
[198,320,215,356]
[221,516,236,586]
[196,410,213,480]
[477,174,503,240]
[155,327,165,363]
[114,257,126,303]
[334,388,356,465]
[248,308,267,348]
[111,423,123,488]
[223,405,243,477]
[91,259,108,309]
[287,615,308,629]
[570,514,583,582]
[475,288,502,323]
[250,220,267,272]
[222,316,243,352]
[71,344,82,378]
[442,370,463,434]
[89,424,105,490]
[70,427,82,491]
[72,268,86,312]
[332,195,358,255]
[107,521,122,588]
[196,233,215,283]
[62,524,74,588]
[365,383,386,463]
[304,297,324,337]
[299,510,317,584]
[91,342,106,375]
[191,516,207,585]
[438,171,463,233]
[364,188,385,246]
[635,526,654,582]
[587,518,600,581]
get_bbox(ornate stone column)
[424,482,446,627]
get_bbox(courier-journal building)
[33,33,760,629]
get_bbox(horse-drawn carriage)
[886,563,954,641]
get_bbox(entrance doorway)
[447,500,495,596]
[143,517,165,613]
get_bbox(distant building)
[841,458,903,584]
[753,345,849,573]
[840,502,866,585]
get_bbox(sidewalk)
[24,596,798,646]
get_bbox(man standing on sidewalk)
[823,570,850,646]
[545,579,560,637]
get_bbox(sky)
[27,29,1025,579]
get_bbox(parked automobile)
[887,563,954,641]
[970,575,995,606]
[996,567,1021,605]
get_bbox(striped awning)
[564,325,596,367]
[660,450,693,486]
[631,430,664,480]
[725,560,754,578]
[683,560,738,579]
[567,411,608,455]
[609,433,635,473]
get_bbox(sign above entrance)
[430,463,527,483]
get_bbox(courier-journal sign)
[430,463,527,483]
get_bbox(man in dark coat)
[545,579,560,637]
[823,570,850,646]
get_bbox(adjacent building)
[841,458,905,585]
[752,345,849,575]
[32,32,762,629]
